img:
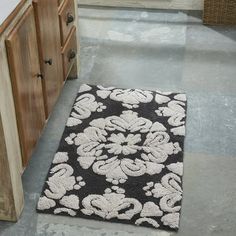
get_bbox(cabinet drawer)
[59,0,75,46]
[62,26,77,79]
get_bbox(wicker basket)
[203,0,236,25]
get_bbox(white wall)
[78,0,204,10]
[0,0,21,26]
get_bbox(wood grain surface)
[0,115,16,221]
[61,26,77,79]
[6,6,45,167]
[33,0,64,117]
[59,0,76,46]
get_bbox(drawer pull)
[66,13,74,25]
[68,49,76,62]
[44,58,53,65]
[37,73,44,79]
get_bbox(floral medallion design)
[37,84,187,231]
[64,110,181,185]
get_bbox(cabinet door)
[6,6,45,167]
[33,0,64,117]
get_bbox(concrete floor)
[1,6,236,236]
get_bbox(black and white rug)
[37,84,187,231]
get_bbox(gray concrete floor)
[1,6,236,236]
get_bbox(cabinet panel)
[33,0,64,116]
[59,0,75,46]
[58,0,64,7]
[6,6,45,167]
[62,26,77,79]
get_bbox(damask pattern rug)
[37,84,187,231]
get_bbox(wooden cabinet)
[6,6,46,167]
[33,0,64,116]
[4,0,78,167]
[0,0,79,221]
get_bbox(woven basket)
[203,0,236,25]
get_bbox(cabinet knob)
[44,58,52,65]
[68,49,76,62]
[37,73,44,79]
[66,13,74,25]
